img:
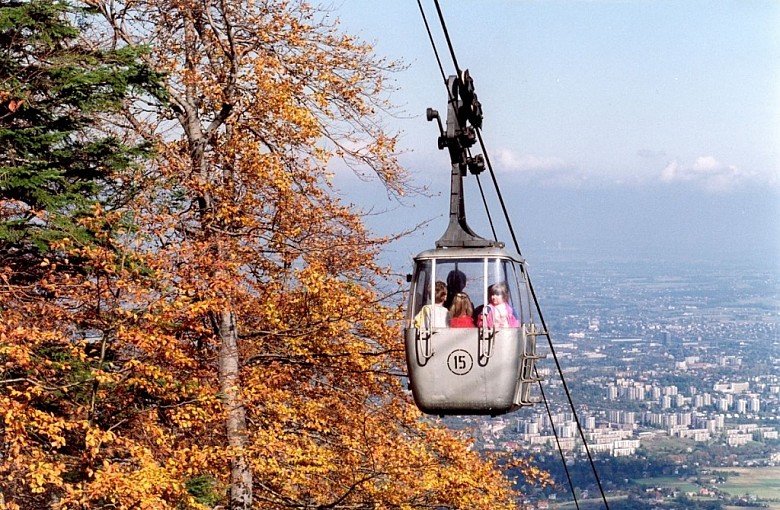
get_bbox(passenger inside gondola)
[414,280,449,329]
[449,292,475,327]
[444,269,467,309]
[478,282,519,328]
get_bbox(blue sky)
[329,1,780,270]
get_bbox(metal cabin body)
[405,247,542,415]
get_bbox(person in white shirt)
[414,280,449,329]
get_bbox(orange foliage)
[0,1,547,508]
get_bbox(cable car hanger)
[426,71,496,249]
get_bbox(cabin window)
[407,257,526,326]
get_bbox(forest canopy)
[0,1,546,508]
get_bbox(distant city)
[449,253,780,464]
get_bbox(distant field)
[552,468,780,510]
[713,466,780,500]
[633,476,699,493]
[724,507,780,510]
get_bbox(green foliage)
[185,474,224,507]
[0,0,165,260]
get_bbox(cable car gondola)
[404,9,610,506]
[405,73,544,416]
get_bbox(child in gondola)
[449,292,475,328]
[478,281,519,328]
[414,280,449,329]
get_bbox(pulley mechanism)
[427,71,498,248]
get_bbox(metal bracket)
[428,73,499,249]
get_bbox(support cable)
[477,131,594,506]
[433,0,462,76]
[416,0,448,84]
[535,366,581,510]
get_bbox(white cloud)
[491,148,593,188]
[659,156,753,192]
[495,148,568,173]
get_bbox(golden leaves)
[0,1,544,508]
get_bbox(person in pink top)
[478,282,519,328]
[449,292,475,328]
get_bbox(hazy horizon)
[362,181,780,274]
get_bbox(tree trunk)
[216,309,252,509]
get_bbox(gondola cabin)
[404,71,544,415]
[405,246,543,415]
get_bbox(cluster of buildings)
[469,343,780,460]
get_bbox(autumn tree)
[1,0,547,508]
[0,1,181,508]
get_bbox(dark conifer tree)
[0,0,163,275]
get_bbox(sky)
[328,0,780,272]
